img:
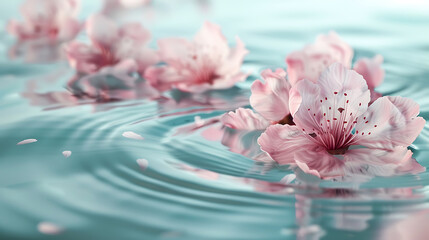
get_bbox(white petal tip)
[17,139,37,145]
[122,131,144,140]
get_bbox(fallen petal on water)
[37,222,63,235]
[62,151,72,158]
[136,159,148,171]
[17,139,37,145]
[122,131,144,140]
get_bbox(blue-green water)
[1,0,429,239]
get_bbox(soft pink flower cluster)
[7,0,248,97]
[222,33,426,180]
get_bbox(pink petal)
[157,38,192,67]
[62,151,72,158]
[294,150,345,179]
[354,96,426,149]
[118,23,151,45]
[288,79,322,132]
[250,68,291,122]
[86,14,119,48]
[286,31,353,85]
[17,139,37,145]
[353,55,384,89]
[317,62,370,116]
[193,21,228,53]
[37,222,63,235]
[221,108,270,130]
[295,160,321,178]
[56,16,82,42]
[122,131,144,140]
[258,124,318,165]
[136,158,148,171]
[65,41,103,74]
[217,36,249,76]
[344,147,425,177]
[144,66,186,92]
[291,63,370,135]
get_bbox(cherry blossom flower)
[144,21,249,93]
[7,0,81,43]
[221,68,292,130]
[66,14,158,76]
[258,63,425,180]
[286,32,384,102]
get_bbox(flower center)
[278,114,294,125]
[327,146,349,155]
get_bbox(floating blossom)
[145,21,249,93]
[286,32,384,102]
[7,0,81,43]
[258,63,425,180]
[66,14,158,75]
[221,68,291,130]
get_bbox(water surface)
[1,0,429,239]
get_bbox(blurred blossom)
[65,14,159,100]
[6,0,82,62]
[145,21,249,93]
[7,0,81,43]
[286,32,384,103]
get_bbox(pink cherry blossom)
[144,21,249,93]
[258,63,425,180]
[7,0,81,43]
[286,32,384,101]
[66,14,158,75]
[221,68,293,130]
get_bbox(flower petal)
[221,108,270,130]
[122,131,144,140]
[144,66,188,91]
[65,41,103,74]
[17,139,37,145]
[354,96,426,149]
[86,14,119,48]
[216,36,249,76]
[294,150,345,179]
[286,31,353,85]
[353,55,384,89]
[288,79,322,133]
[258,124,319,165]
[193,21,228,53]
[157,38,192,68]
[344,147,425,177]
[249,68,291,122]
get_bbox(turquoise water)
[1,0,429,239]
